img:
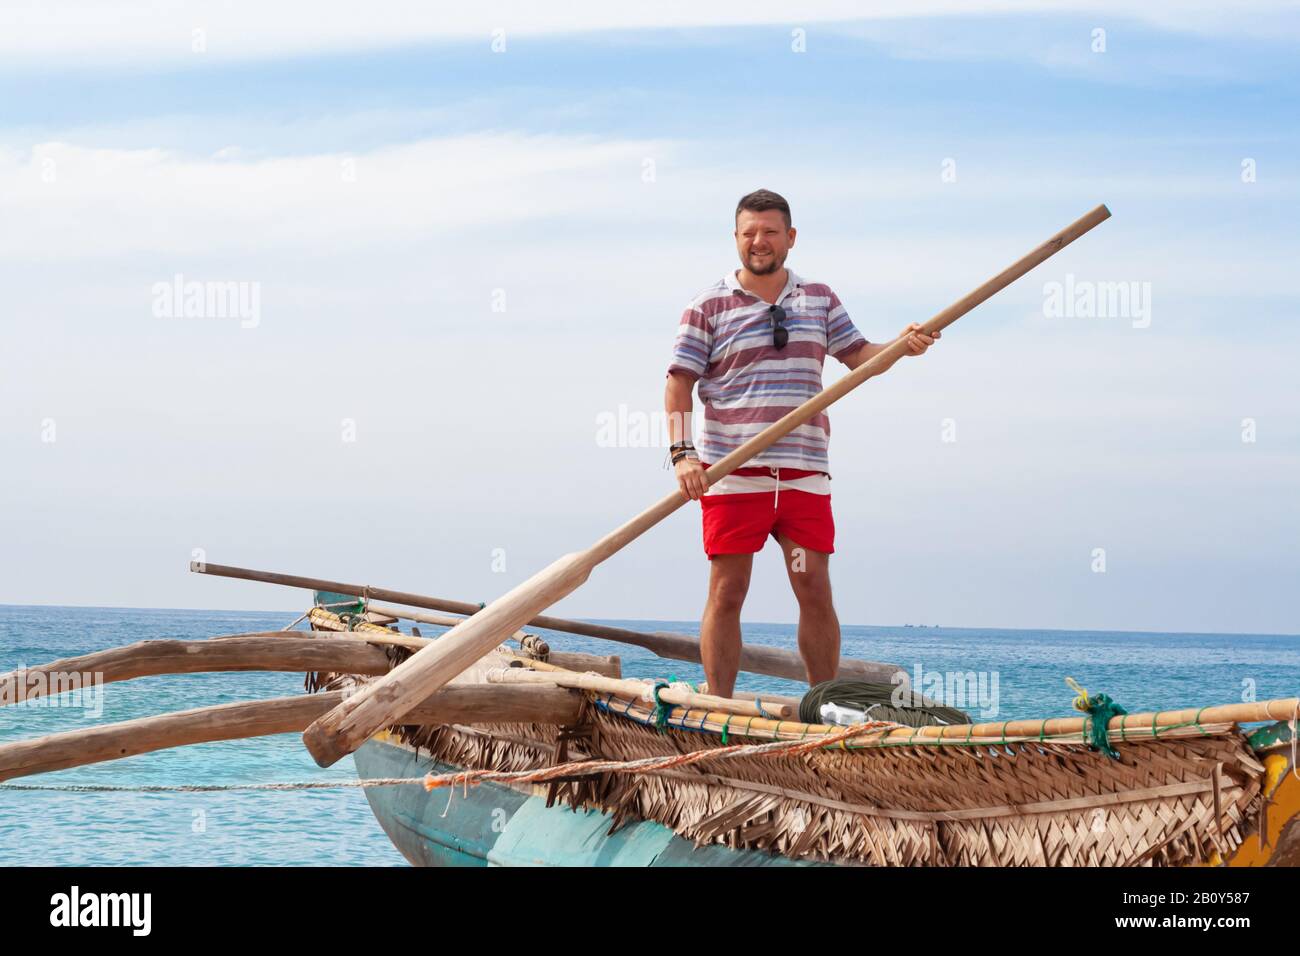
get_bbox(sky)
[1,2,1297,634]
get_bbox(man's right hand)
[675,457,708,501]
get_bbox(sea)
[1,604,1296,866]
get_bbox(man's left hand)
[899,322,939,355]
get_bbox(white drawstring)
[771,467,780,509]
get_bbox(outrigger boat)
[4,205,1293,866]
[317,588,1299,868]
[2,563,1295,867]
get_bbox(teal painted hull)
[355,735,829,867]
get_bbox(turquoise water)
[1,604,1296,866]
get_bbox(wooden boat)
[1,566,1295,867]
[296,586,1299,868]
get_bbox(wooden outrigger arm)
[301,205,1114,767]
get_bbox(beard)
[745,250,785,275]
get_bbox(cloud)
[2,1,1297,69]
[0,132,668,259]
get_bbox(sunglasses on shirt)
[768,304,788,350]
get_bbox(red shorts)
[700,465,835,558]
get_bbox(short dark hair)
[735,189,791,229]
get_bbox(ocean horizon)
[3,604,1297,866]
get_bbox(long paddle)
[302,204,1112,766]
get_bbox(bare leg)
[776,534,839,686]
[699,552,753,699]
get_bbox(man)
[665,188,938,699]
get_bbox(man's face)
[735,209,796,276]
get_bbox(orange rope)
[422,720,897,792]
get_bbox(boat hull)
[358,724,1300,867]
[355,733,826,867]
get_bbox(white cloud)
[2,1,1296,68]
[0,133,675,259]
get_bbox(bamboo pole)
[613,697,1296,748]
[191,563,900,682]
[485,667,796,719]
[0,684,582,782]
[365,603,469,629]
[510,650,622,678]
[871,696,1299,744]
[299,204,1113,766]
[305,607,432,648]
[0,635,394,706]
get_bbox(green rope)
[1078,692,1128,760]
[650,681,672,732]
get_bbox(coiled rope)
[798,679,971,727]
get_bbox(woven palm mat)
[395,710,1267,867]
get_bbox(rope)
[0,778,424,793]
[1065,677,1127,760]
[650,681,672,731]
[798,679,971,727]
[280,609,312,631]
[420,720,900,793]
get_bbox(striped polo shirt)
[667,268,867,479]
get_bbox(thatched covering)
[392,696,1266,867]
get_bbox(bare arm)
[665,371,707,500]
[838,323,939,374]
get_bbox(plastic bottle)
[819,702,868,726]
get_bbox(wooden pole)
[332,601,537,646]
[191,563,901,682]
[364,603,470,629]
[304,605,622,676]
[300,204,1112,766]
[368,600,881,682]
[485,667,796,719]
[0,684,582,781]
[0,635,393,706]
